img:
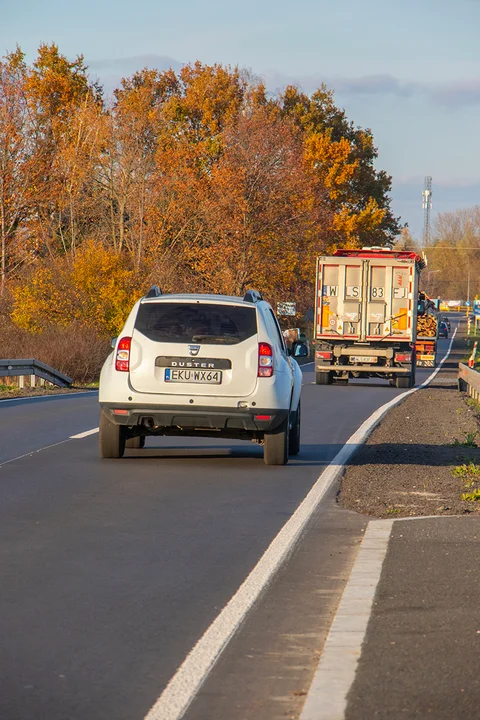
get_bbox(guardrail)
[458,362,480,400]
[0,359,72,388]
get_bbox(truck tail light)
[395,352,412,363]
[115,336,131,372]
[316,350,332,360]
[258,343,273,377]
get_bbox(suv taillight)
[258,342,273,377]
[115,336,131,372]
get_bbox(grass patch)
[461,489,480,502]
[452,463,480,487]
[466,397,480,413]
[0,383,18,394]
[452,431,478,447]
[386,505,402,515]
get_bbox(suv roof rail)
[145,285,162,299]
[243,289,263,303]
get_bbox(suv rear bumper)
[100,403,288,433]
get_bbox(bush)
[0,317,110,383]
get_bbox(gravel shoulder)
[339,325,480,518]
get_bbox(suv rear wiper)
[191,334,240,343]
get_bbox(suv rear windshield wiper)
[191,334,241,343]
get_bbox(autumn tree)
[423,208,480,300]
[1,50,405,349]
[0,48,40,292]
[23,43,103,256]
[279,85,401,246]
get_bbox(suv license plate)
[165,368,222,384]
[351,356,377,363]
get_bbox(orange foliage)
[1,47,402,332]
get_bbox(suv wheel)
[289,402,301,456]
[264,417,289,465]
[99,411,126,458]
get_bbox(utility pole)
[422,176,432,246]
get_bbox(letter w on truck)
[314,247,426,387]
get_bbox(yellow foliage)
[304,130,358,201]
[12,241,140,336]
[332,197,386,243]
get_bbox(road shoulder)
[345,516,480,720]
[339,327,480,518]
[182,485,367,720]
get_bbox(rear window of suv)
[135,302,258,345]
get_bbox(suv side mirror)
[417,300,426,316]
[293,342,309,357]
[110,337,118,349]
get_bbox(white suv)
[98,288,306,465]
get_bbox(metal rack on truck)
[314,247,426,387]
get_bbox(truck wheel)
[264,417,289,465]
[126,435,145,449]
[316,371,333,385]
[289,403,301,456]
[99,410,126,458]
[396,375,414,389]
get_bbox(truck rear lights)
[258,342,273,377]
[395,352,412,363]
[316,350,332,360]
[115,336,131,372]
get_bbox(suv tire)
[289,402,301,456]
[264,417,289,465]
[99,411,126,458]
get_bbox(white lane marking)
[70,428,99,439]
[0,390,97,404]
[0,439,72,469]
[144,331,457,720]
[300,520,393,720]
[0,427,99,468]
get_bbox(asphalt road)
[0,332,457,720]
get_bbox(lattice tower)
[422,176,432,246]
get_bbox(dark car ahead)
[439,321,449,338]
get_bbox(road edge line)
[70,428,99,439]
[299,519,393,720]
[144,330,457,720]
[0,390,97,404]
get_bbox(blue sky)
[3,0,480,238]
